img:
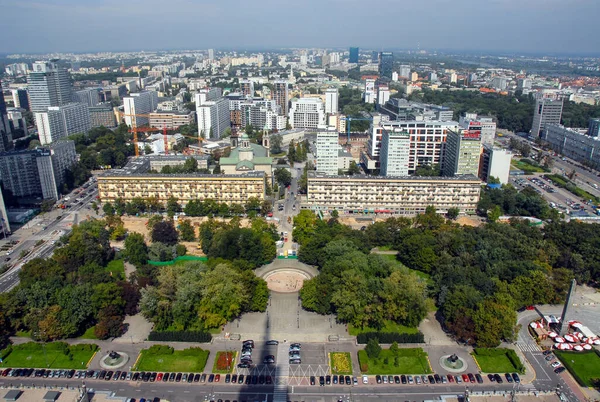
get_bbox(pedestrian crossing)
[517,342,542,352]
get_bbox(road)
[0,181,98,293]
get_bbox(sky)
[0,0,599,55]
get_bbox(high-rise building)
[371,51,379,63]
[195,87,222,106]
[378,52,393,78]
[380,129,410,176]
[0,89,12,152]
[429,72,438,82]
[531,98,563,138]
[349,47,359,64]
[316,131,339,175]
[544,124,600,168]
[479,145,512,184]
[459,113,496,146]
[11,89,30,110]
[0,140,76,200]
[410,72,419,82]
[399,65,411,79]
[273,81,289,116]
[392,72,399,82]
[27,61,73,115]
[240,80,255,97]
[89,103,118,128]
[289,98,326,129]
[377,86,390,106]
[208,49,215,61]
[442,129,482,177]
[588,118,600,138]
[149,111,196,129]
[7,108,29,136]
[325,88,339,114]
[517,78,532,90]
[73,88,101,107]
[36,102,91,145]
[196,97,230,139]
[364,79,376,103]
[123,91,159,126]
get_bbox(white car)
[551,361,561,368]
[362,375,369,384]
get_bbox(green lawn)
[77,326,98,340]
[512,159,546,173]
[472,348,522,373]
[134,346,209,373]
[555,351,600,387]
[330,352,353,375]
[106,259,125,279]
[358,348,432,375]
[15,330,31,338]
[0,342,98,369]
[349,320,419,336]
[212,351,237,374]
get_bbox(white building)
[27,61,73,115]
[399,65,411,79]
[543,124,600,168]
[123,91,159,126]
[377,86,390,106]
[531,98,563,138]
[195,87,222,106]
[479,146,512,184]
[36,103,91,145]
[73,88,101,107]
[392,72,399,82]
[380,129,410,176]
[325,88,339,114]
[148,111,196,129]
[442,129,482,177]
[289,98,326,129]
[197,97,231,139]
[364,79,376,103]
[459,113,496,146]
[316,131,339,175]
[208,49,215,61]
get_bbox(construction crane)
[341,116,374,143]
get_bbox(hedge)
[357,350,369,373]
[357,332,424,344]
[148,331,212,343]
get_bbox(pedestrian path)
[517,342,541,352]
[273,343,290,401]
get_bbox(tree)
[123,234,149,266]
[274,168,292,187]
[331,210,339,218]
[94,305,125,340]
[179,219,196,241]
[166,197,180,217]
[270,134,283,154]
[446,207,460,220]
[151,221,179,246]
[487,205,502,222]
[365,338,382,359]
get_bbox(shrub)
[148,331,211,343]
[357,350,369,373]
[357,331,424,344]
[506,349,525,373]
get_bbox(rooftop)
[309,172,481,182]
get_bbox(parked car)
[512,373,520,383]
[362,375,369,384]
[266,340,279,345]
[310,376,315,385]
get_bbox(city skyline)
[1,0,599,55]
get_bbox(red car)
[157,373,163,381]
[462,374,470,383]
[447,374,454,383]
[215,374,221,382]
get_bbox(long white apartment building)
[36,102,91,145]
[305,173,481,215]
[316,131,339,175]
[459,113,496,146]
[289,98,326,129]
[148,111,195,129]
[367,120,459,173]
[380,129,410,176]
[123,91,159,126]
[543,124,600,168]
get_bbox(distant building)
[36,102,91,145]
[325,88,339,114]
[399,65,411,79]
[544,124,600,168]
[220,133,273,179]
[349,47,359,64]
[0,140,77,200]
[588,118,600,138]
[273,81,289,116]
[208,49,215,61]
[73,88,101,107]
[517,78,532,90]
[289,98,326,129]
[123,91,159,126]
[0,89,12,152]
[531,98,563,138]
[377,85,390,106]
[240,101,285,131]
[378,52,393,78]
[89,103,117,128]
[392,72,399,82]
[240,80,255,97]
[490,77,509,91]
[364,79,376,103]
[148,110,195,129]
[443,129,482,177]
[479,145,512,184]
[380,129,410,176]
[429,72,438,82]
[316,131,339,175]
[27,61,73,115]
[11,89,30,111]
[196,97,230,139]
[7,108,29,136]
[410,72,419,82]
[459,113,496,146]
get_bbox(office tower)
[364,79,376,103]
[289,98,326,129]
[325,88,339,114]
[27,61,73,115]
[208,49,215,61]
[531,98,563,138]
[378,52,393,78]
[74,88,101,107]
[316,131,339,175]
[392,72,399,82]
[399,65,411,79]
[517,78,532,90]
[123,91,159,126]
[0,140,76,200]
[240,80,255,97]
[479,145,512,184]
[89,103,118,128]
[11,89,30,110]
[273,81,289,116]
[349,47,359,64]
[429,72,438,82]
[0,89,12,152]
[443,129,482,177]
[371,51,379,63]
[195,87,222,106]
[380,129,410,176]
[459,113,496,146]
[329,53,340,64]
[588,118,600,138]
[196,98,230,139]
[377,86,390,106]
[36,103,91,145]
